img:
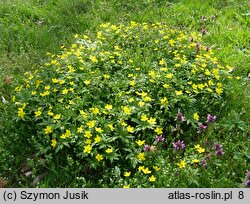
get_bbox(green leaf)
[114,166,121,177]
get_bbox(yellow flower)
[159,58,166,65]
[138,166,145,172]
[108,124,115,131]
[128,98,135,103]
[34,108,42,117]
[149,175,156,182]
[194,144,201,149]
[18,108,25,118]
[197,147,205,153]
[84,131,92,138]
[141,92,147,97]
[123,184,130,188]
[80,110,88,118]
[193,113,199,121]
[90,107,100,115]
[148,70,155,78]
[58,99,63,103]
[208,80,214,86]
[198,84,205,90]
[147,117,156,125]
[142,96,152,102]
[87,120,96,128]
[94,135,101,143]
[166,73,174,78]
[217,82,222,88]
[105,104,113,110]
[163,83,170,88]
[84,145,92,154]
[84,80,91,85]
[216,87,223,95]
[205,69,211,75]
[77,126,84,133]
[160,97,168,106]
[85,139,92,144]
[168,39,176,46]
[31,91,37,95]
[127,126,134,133]
[89,55,98,63]
[122,106,132,115]
[51,139,57,148]
[124,172,131,177]
[40,91,50,97]
[121,121,127,126]
[129,80,136,86]
[71,43,77,48]
[44,126,53,134]
[95,154,103,161]
[106,148,113,153]
[138,101,145,107]
[153,166,160,171]
[136,140,145,146]
[64,130,71,137]
[175,90,183,96]
[95,127,103,133]
[142,167,151,174]
[192,159,200,163]
[141,114,148,121]
[53,114,61,120]
[62,88,68,95]
[177,160,186,169]
[60,133,66,139]
[48,110,54,116]
[195,145,205,153]
[207,87,213,92]
[138,152,145,161]
[154,127,163,135]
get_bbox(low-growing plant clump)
[3,22,248,187]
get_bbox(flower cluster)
[12,22,233,187]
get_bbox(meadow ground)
[0,0,249,187]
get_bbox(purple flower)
[202,27,207,35]
[205,46,210,52]
[245,180,250,186]
[196,43,201,51]
[215,149,225,156]
[206,114,217,123]
[176,110,186,122]
[202,16,207,21]
[214,142,224,156]
[244,171,250,187]
[198,122,207,133]
[143,144,151,152]
[173,124,179,135]
[205,139,210,146]
[211,15,216,20]
[155,134,165,143]
[173,140,185,150]
[214,142,222,151]
[246,171,250,180]
[201,159,207,167]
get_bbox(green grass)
[0,0,249,187]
